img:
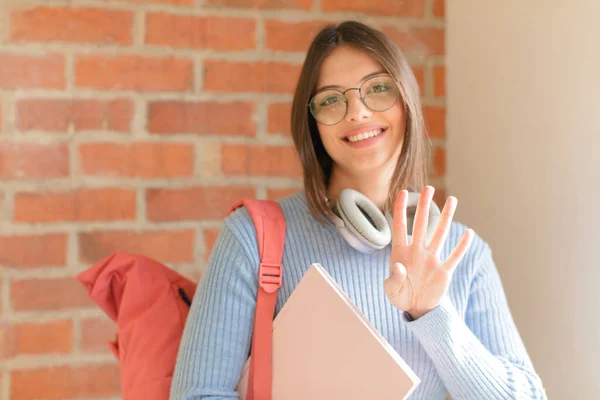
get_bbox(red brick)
[412,65,425,96]
[433,65,445,98]
[11,364,120,400]
[266,187,301,201]
[9,7,133,45]
[146,13,255,50]
[423,106,445,138]
[79,229,195,264]
[433,146,445,178]
[148,101,255,136]
[11,278,94,311]
[0,97,3,133]
[14,188,136,223]
[79,142,194,178]
[75,55,192,92]
[204,60,300,94]
[222,144,302,177]
[321,0,424,17]
[267,102,291,135]
[433,0,445,18]
[0,233,67,268]
[18,99,100,132]
[266,20,333,52]
[17,98,133,133]
[106,0,192,4]
[0,53,65,89]
[205,0,311,10]
[1,319,73,358]
[81,317,116,353]
[147,186,256,221]
[203,228,221,261]
[0,142,69,179]
[107,99,135,132]
[383,27,445,58]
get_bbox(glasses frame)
[307,74,400,126]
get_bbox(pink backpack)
[77,199,286,400]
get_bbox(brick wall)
[0,0,445,398]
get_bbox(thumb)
[384,262,407,297]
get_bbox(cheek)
[385,104,406,135]
[317,125,339,149]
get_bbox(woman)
[170,21,546,399]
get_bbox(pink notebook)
[236,263,420,399]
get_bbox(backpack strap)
[229,199,286,400]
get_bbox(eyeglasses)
[308,74,400,126]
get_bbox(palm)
[384,187,474,319]
[388,243,451,317]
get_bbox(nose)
[344,89,372,123]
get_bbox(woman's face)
[313,45,405,177]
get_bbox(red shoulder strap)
[229,199,286,400]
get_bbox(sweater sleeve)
[170,220,258,400]
[402,244,547,399]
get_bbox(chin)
[345,154,397,176]
[352,145,401,170]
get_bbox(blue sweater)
[170,191,547,399]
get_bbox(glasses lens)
[362,75,399,112]
[309,90,347,125]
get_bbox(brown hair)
[290,20,430,223]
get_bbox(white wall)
[447,1,600,398]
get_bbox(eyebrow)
[314,70,388,93]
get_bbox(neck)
[327,164,396,212]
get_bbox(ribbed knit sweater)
[170,191,547,399]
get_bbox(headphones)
[327,189,441,254]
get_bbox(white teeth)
[347,129,383,143]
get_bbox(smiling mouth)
[344,128,386,143]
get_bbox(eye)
[368,83,391,93]
[320,95,342,106]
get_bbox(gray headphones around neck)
[327,189,441,254]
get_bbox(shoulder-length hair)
[290,20,430,222]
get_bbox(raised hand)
[383,186,474,319]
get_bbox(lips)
[346,128,384,142]
[342,125,388,142]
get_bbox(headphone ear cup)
[327,208,380,254]
[384,210,393,231]
[336,189,391,252]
